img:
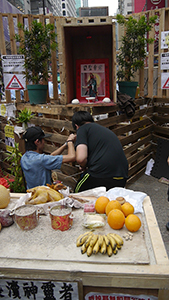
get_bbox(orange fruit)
[107,209,125,230]
[121,202,134,217]
[95,196,109,214]
[125,214,141,232]
[105,200,122,216]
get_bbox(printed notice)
[161,52,169,70]
[1,55,25,73]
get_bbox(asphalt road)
[128,174,169,257]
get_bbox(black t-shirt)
[75,123,128,179]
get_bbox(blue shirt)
[21,151,63,189]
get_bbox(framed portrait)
[76,58,110,102]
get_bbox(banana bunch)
[76,231,123,257]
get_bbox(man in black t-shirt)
[72,111,128,193]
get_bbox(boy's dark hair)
[72,111,94,130]
[24,138,43,151]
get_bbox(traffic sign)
[4,74,25,90]
[161,73,169,89]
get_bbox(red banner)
[147,0,165,10]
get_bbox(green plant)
[117,14,157,81]
[15,20,57,84]
[5,142,26,193]
[16,108,35,127]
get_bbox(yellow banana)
[100,239,107,254]
[84,233,94,248]
[81,243,88,254]
[97,234,104,248]
[107,244,113,257]
[78,232,92,246]
[111,233,123,246]
[107,234,117,251]
[76,232,89,246]
[89,234,98,247]
[93,238,100,254]
[103,235,110,247]
[87,245,93,257]
[113,246,118,255]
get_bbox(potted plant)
[116,14,157,98]
[16,107,35,130]
[15,20,57,104]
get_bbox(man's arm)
[50,133,76,163]
[50,143,67,156]
[75,144,88,168]
[62,141,76,163]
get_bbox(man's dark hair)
[25,138,43,151]
[72,111,94,130]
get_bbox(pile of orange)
[105,200,122,215]
[95,196,109,214]
[95,195,141,232]
[121,202,134,217]
[125,214,141,232]
[107,209,125,230]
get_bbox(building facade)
[61,0,76,16]
[4,0,31,14]
[118,0,167,15]
[79,6,108,17]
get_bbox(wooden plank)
[30,116,73,132]
[124,134,152,155]
[0,14,6,55]
[153,97,169,103]
[126,166,146,186]
[56,18,67,105]
[16,103,79,117]
[60,163,79,177]
[139,68,144,97]
[165,9,169,98]
[153,115,169,124]
[128,152,152,177]
[158,289,169,300]
[154,125,169,137]
[112,22,116,102]
[113,118,152,136]
[8,14,17,55]
[154,105,169,114]
[157,8,165,97]
[119,124,153,146]
[0,14,11,104]
[49,16,59,101]
[54,171,77,190]
[17,14,29,102]
[147,11,155,98]
[127,144,152,165]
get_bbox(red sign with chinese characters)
[147,0,165,10]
